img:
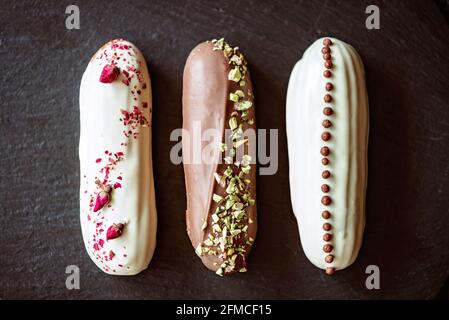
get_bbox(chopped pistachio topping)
[202,39,256,275]
[229,117,238,130]
[219,143,227,152]
[237,100,252,111]
[241,165,251,174]
[214,172,226,188]
[195,244,203,256]
[224,156,233,164]
[216,267,224,276]
[213,193,223,203]
[229,90,245,103]
[212,224,222,233]
[229,92,240,102]
[241,155,252,166]
[228,67,241,82]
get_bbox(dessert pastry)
[182,39,257,276]
[79,39,157,275]
[286,37,369,275]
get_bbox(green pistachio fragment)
[213,193,223,203]
[195,244,203,256]
[237,100,252,111]
[229,90,244,102]
[228,67,241,82]
[219,143,227,152]
[229,117,238,130]
[230,92,240,102]
[216,267,224,276]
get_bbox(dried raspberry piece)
[106,223,125,241]
[99,64,120,83]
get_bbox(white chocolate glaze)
[79,39,157,275]
[286,37,369,272]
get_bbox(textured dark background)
[0,0,448,300]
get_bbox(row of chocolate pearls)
[321,38,335,276]
[194,38,255,277]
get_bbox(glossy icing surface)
[182,40,257,275]
[79,39,157,275]
[286,37,369,272]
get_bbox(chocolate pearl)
[322,210,331,219]
[321,132,331,141]
[323,38,333,46]
[325,82,334,91]
[321,196,332,205]
[323,223,332,231]
[325,255,334,263]
[322,46,331,54]
[322,170,331,179]
[323,233,333,242]
[322,158,329,165]
[325,60,333,69]
[323,107,333,115]
[323,244,333,253]
[322,119,332,128]
[326,267,336,275]
[324,70,332,78]
[320,146,330,156]
[323,53,332,60]
[321,184,330,193]
[324,94,333,103]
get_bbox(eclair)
[79,39,157,275]
[182,39,257,276]
[286,37,369,275]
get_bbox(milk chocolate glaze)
[182,39,257,276]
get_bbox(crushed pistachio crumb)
[195,244,203,256]
[216,267,224,276]
[213,193,223,203]
[237,100,252,111]
[200,39,257,276]
[228,67,241,82]
[229,116,238,130]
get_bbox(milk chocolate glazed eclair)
[79,39,157,275]
[286,37,369,275]
[182,39,257,276]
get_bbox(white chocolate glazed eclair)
[79,39,157,275]
[286,37,369,275]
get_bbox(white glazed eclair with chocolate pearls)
[79,39,157,275]
[286,37,369,275]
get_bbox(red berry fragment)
[93,181,112,212]
[106,223,125,241]
[99,64,120,83]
